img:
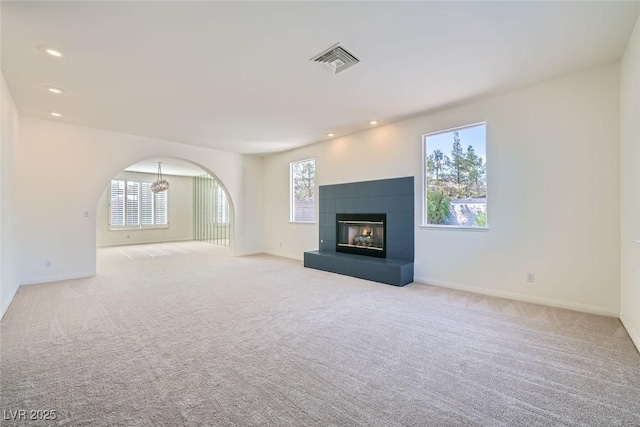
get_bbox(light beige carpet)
[1,241,639,426]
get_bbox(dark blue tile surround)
[304,177,414,286]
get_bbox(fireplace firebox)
[336,213,386,258]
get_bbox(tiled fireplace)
[304,177,414,286]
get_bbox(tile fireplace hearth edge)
[304,250,414,287]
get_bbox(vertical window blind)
[193,175,230,246]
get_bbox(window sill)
[419,225,489,232]
[290,221,316,224]
[109,226,169,231]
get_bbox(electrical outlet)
[83,211,89,218]
[527,273,535,282]
[45,260,52,268]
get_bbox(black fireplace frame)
[336,213,387,258]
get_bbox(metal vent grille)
[311,43,360,74]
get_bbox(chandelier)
[151,162,169,193]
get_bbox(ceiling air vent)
[310,43,360,74]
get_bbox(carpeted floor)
[1,241,639,426]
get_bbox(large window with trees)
[423,123,487,228]
[290,158,316,223]
[110,179,168,229]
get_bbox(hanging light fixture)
[151,161,169,193]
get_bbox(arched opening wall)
[14,116,264,286]
[96,158,234,251]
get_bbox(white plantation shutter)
[110,180,125,226]
[126,181,140,226]
[154,190,167,225]
[108,179,168,229]
[141,182,154,225]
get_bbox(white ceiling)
[3,1,639,155]
[124,158,208,177]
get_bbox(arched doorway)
[95,157,234,267]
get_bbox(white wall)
[0,73,19,318]
[620,17,640,351]
[237,155,265,256]
[96,171,194,247]
[15,116,263,285]
[263,63,621,316]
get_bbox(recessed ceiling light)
[369,120,378,125]
[37,45,69,59]
[49,112,62,117]
[327,133,335,137]
[44,86,66,95]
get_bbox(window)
[109,179,168,229]
[423,123,487,228]
[290,158,316,223]
[215,186,229,224]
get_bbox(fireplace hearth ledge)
[303,250,414,287]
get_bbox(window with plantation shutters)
[141,182,154,225]
[154,190,167,225]
[109,179,168,229]
[126,181,140,226]
[110,180,125,226]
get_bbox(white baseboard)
[264,251,304,261]
[234,250,267,257]
[97,238,194,248]
[413,276,619,317]
[620,314,640,354]
[21,270,96,286]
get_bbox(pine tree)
[426,154,435,179]
[465,145,479,196]
[475,156,486,197]
[433,149,445,181]
[447,131,465,185]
